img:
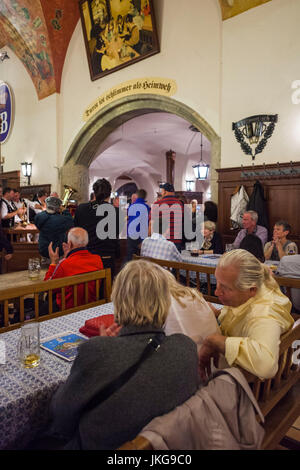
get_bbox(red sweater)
[44,248,104,309]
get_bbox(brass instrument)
[61,185,77,208]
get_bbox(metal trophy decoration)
[232,114,278,161]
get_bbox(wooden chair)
[0,268,111,334]
[133,255,218,303]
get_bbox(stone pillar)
[60,161,89,204]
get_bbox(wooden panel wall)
[217,162,300,249]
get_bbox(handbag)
[79,314,115,337]
[76,332,165,449]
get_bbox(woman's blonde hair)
[218,249,278,291]
[111,260,171,328]
[163,269,205,307]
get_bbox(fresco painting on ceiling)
[0,0,56,99]
[79,0,159,81]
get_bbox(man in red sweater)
[44,227,103,310]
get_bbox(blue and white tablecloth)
[180,252,220,284]
[0,303,114,450]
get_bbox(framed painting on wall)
[79,0,160,81]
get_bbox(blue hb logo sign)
[0,82,13,143]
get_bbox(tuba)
[61,185,77,208]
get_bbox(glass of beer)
[18,322,40,368]
[28,258,41,280]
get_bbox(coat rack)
[241,161,300,179]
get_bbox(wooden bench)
[0,268,111,334]
[126,255,300,450]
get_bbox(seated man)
[34,196,74,259]
[232,211,268,249]
[44,227,103,310]
[141,218,183,263]
[198,249,294,380]
[264,220,298,261]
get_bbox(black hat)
[159,182,174,192]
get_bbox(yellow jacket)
[218,283,294,379]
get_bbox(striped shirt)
[149,196,184,244]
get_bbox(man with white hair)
[43,227,103,310]
[198,249,294,381]
[232,210,268,249]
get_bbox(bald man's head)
[67,227,89,248]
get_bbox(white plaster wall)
[221,0,300,167]
[60,0,222,166]
[0,47,58,189]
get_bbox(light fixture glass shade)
[21,162,32,177]
[192,163,209,180]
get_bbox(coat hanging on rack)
[230,185,249,230]
[247,180,269,230]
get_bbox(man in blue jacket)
[126,189,150,261]
[34,196,74,259]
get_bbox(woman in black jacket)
[200,220,223,254]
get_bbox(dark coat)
[49,325,199,450]
[209,231,224,254]
[34,210,74,258]
[74,201,120,260]
[247,181,269,230]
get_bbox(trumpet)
[61,185,77,208]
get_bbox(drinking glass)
[28,258,41,280]
[18,322,40,368]
[225,244,234,252]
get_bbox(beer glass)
[225,244,234,252]
[18,322,40,368]
[28,258,41,280]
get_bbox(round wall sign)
[0,82,13,144]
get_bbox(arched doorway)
[61,94,220,203]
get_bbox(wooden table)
[0,268,48,292]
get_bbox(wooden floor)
[278,416,300,450]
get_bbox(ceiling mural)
[0,0,272,99]
[0,0,79,99]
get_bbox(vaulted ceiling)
[0,0,272,100]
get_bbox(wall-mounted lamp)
[21,162,32,185]
[232,114,278,161]
[185,180,195,192]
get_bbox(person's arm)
[264,241,274,260]
[223,317,283,379]
[232,230,243,249]
[198,334,226,382]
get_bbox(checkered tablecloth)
[180,252,220,284]
[0,303,114,450]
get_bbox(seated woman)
[200,221,223,254]
[163,270,220,348]
[48,260,199,450]
[240,234,265,263]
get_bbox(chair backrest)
[133,254,218,303]
[0,268,112,334]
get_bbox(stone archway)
[61,93,221,203]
